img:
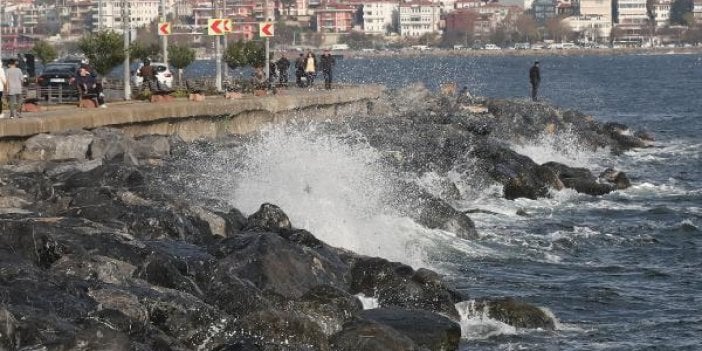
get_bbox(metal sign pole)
[265,38,269,81]
[161,0,168,64]
[123,0,131,100]
[0,0,3,61]
[214,0,222,91]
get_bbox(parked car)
[36,62,81,100]
[131,62,174,89]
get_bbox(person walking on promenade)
[303,50,317,87]
[0,63,6,118]
[74,63,107,108]
[295,53,305,88]
[276,53,290,86]
[320,49,336,90]
[5,59,24,118]
[529,61,541,102]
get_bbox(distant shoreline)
[330,46,702,59]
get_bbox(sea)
[166,53,702,350]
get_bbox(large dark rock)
[346,256,461,319]
[358,308,461,351]
[290,285,364,335]
[542,162,615,196]
[238,309,330,351]
[472,141,563,200]
[244,203,292,232]
[210,232,349,299]
[330,319,421,351]
[475,297,556,330]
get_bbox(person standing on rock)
[5,59,24,119]
[529,61,541,102]
[320,49,336,90]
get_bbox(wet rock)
[475,297,556,330]
[291,285,363,335]
[244,203,292,233]
[473,141,562,200]
[346,256,461,319]
[238,309,330,351]
[603,122,651,149]
[542,162,615,196]
[415,194,478,240]
[21,130,94,161]
[599,168,631,189]
[358,308,461,351]
[89,127,138,163]
[50,254,136,285]
[134,135,171,160]
[211,232,349,299]
[330,319,421,351]
[218,207,248,236]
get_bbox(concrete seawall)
[0,85,384,162]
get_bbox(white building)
[363,1,399,35]
[616,0,648,26]
[399,0,441,37]
[92,0,174,32]
[695,0,702,21]
[563,15,612,41]
[653,0,672,27]
[580,0,611,18]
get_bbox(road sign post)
[259,22,274,82]
[158,22,171,36]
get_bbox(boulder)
[291,285,363,335]
[542,162,615,196]
[21,130,94,161]
[244,203,292,233]
[358,308,461,351]
[238,309,330,351]
[88,127,137,162]
[210,232,348,299]
[472,141,562,200]
[50,254,136,285]
[346,256,461,319]
[330,319,421,351]
[134,135,171,160]
[475,297,555,330]
[599,168,631,189]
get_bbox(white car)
[131,62,174,89]
[484,43,501,50]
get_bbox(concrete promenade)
[0,85,384,162]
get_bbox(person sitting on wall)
[73,63,106,108]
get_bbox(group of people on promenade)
[0,59,107,118]
[265,49,336,90]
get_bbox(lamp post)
[0,0,3,61]
[160,0,168,64]
[123,0,131,100]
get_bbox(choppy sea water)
[167,54,702,350]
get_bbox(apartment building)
[616,0,648,26]
[315,4,355,32]
[695,0,702,20]
[92,0,170,32]
[562,15,612,40]
[398,0,441,37]
[362,1,398,34]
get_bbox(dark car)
[36,62,80,100]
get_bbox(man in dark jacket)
[295,53,305,88]
[276,53,290,86]
[320,49,336,90]
[529,61,540,102]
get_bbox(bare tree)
[515,14,540,42]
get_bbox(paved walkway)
[0,85,383,139]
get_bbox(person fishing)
[529,61,541,102]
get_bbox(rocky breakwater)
[345,83,652,202]
[0,83,654,350]
[0,127,555,351]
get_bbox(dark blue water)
[340,54,702,350]
[172,54,702,349]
